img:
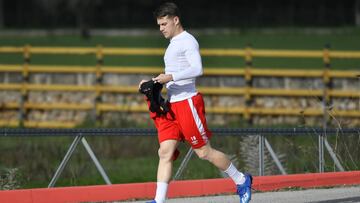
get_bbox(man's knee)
[195,145,212,160]
[196,151,209,160]
[158,147,174,161]
[158,140,178,161]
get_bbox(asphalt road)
[119,186,360,203]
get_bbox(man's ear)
[173,16,180,26]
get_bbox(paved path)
[119,186,360,203]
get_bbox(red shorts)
[148,93,212,149]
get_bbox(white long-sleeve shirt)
[164,31,203,103]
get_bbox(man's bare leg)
[193,142,245,184]
[154,139,178,203]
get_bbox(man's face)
[157,15,178,39]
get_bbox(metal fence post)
[324,138,344,171]
[259,134,265,176]
[358,75,360,116]
[264,137,287,175]
[19,44,30,127]
[81,137,111,184]
[322,44,331,128]
[48,134,83,187]
[173,148,194,180]
[320,44,331,173]
[48,133,112,187]
[318,132,325,173]
[95,45,103,126]
[244,44,253,124]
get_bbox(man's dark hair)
[153,2,181,19]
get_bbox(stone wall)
[0,72,359,127]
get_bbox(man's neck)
[171,26,184,39]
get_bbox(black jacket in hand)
[139,80,169,114]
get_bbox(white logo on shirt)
[190,136,198,145]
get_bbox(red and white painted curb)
[1,171,359,203]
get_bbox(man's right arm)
[171,40,203,82]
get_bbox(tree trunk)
[356,0,360,26]
[0,0,4,28]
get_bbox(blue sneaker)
[236,173,252,203]
[145,200,156,203]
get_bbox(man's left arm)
[153,41,203,84]
[171,42,203,81]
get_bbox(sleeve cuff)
[171,73,179,82]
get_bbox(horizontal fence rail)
[0,128,359,137]
[0,83,359,97]
[1,64,360,77]
[1,46,360,58]
[0,45,359,128]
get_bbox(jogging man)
[139,2,252,203]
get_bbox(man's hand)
[138,79,148,89]
[153,74,173,84]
